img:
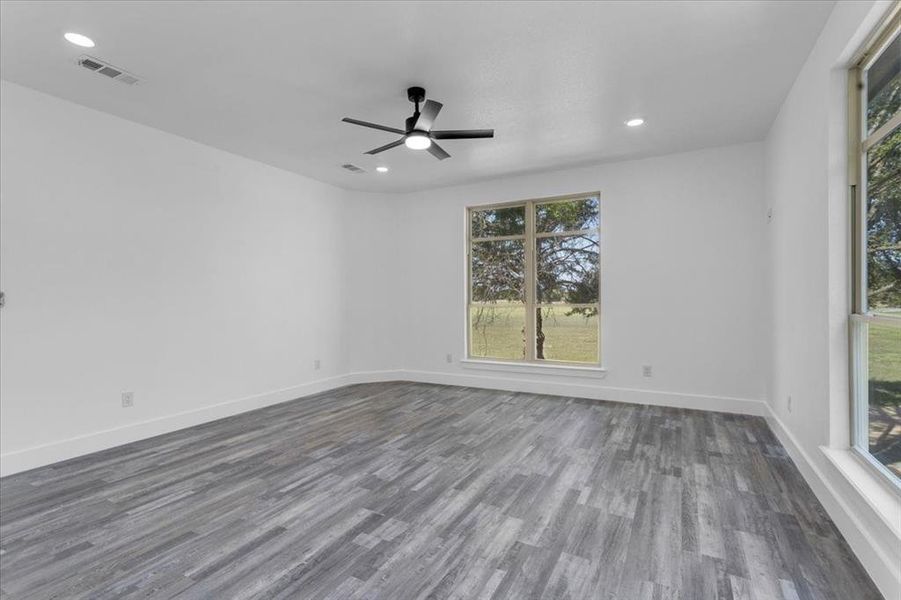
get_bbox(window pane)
[866,125,901,313]
[867,322,901,477]
[536,196,599,233]
[535,306,599,363]
[536,233,599,303]
[866,33,900,136]
[469,304,525,360]
[471,239,524,302]
[470,206,525,238]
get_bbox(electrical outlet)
[121,391,134,408]
[787,395,792,413]
[642,364,653,378]
[313,359,321,371]
[446,353,454,363]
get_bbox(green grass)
[867,322,900,477]
[540,306,599,363]
[468,304,598,363]
[469,305,526,360]
[869,322,901,390]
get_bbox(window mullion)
[862,110,901,152]
[524,200,536,361]
[535,228,597,239]
[849,66,863,316]
[858,67,870,317]
[471,234,525,243]
[536,303,599,308]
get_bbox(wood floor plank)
[0,382,883,599]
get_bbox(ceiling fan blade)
[427,142,451,160]
[342,117,404,135]
[364,138,405,155]
[414,100,443,131]
[431,129,494,140]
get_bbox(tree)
[866,61,901,311]
[534,201,599,359]
[470,199,599,360]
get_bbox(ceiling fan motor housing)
[407,86,426,104]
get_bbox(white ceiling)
[0,1,835,193]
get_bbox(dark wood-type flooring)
[0,382,882,599]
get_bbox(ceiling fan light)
[404,132,432,150]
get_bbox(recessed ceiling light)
[376,166,389,173]
[64,32,95,48]
[404,131,432,150]
[625,118,645,127]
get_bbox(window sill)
[820,446,901,538]
[460,359,607,378]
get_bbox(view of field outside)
[469,197,600,364]
[468,304,599,362]
[864,32,900,477]
[868,322,901,477]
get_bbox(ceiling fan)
[342,87,494,160]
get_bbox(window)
[850,12,901,483]
[467,193,600,365]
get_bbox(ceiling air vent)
[98,66,122,78]
[77,55,140,85]
[341,164,365,174]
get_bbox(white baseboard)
[0,373,350,477]
[402,368,770,416]
[764,407,899,600]
[0,370,413,477]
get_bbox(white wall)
[764,1,900,597]
[0,80,351,472]
[339,190,405,375]
[389,143,769,411]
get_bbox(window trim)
[465,192,602,367]
[848,5,901,489]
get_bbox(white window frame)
[848,7,901,487]
[465,192,602,367]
